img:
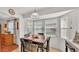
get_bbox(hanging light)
[30,8,39,20]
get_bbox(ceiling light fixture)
[30,8,39,20]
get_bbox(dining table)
[20,34,50,52]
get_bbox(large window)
[45,18,57,37]
[34,20,44,34]
[33,18,58,38]
[25,20,33,34]
[25,18,58,38]
[60,15,71,38]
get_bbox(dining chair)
[24,33,30,38]
[37,37,50,52]
[38,33,44,36]
[20,38,34,52]
[44,37,50,52]
[20,38,27,52]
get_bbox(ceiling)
[0,7,78,20]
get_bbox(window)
[8,21,14,34]
[45,18,57,37]
[60,15,70,38]
[34,20,44,34]
[25,18,58,38]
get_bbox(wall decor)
[8,9,15,15]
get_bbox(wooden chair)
[37,37,50,52]
[20,38,34,52]
[38,33,44,36]
[20,38,27,52]
[24,34,30,38]
[44,37,50,52]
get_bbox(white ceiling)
[0,7,78,20]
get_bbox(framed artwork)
[4,24,7,32]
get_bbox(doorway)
[7,18,19,44]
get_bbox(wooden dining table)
[21,35,50,52]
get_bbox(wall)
[16,15,25,46]
[58,9,79,51]
[63,9,78,40]
[76,9,79,33]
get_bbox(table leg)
[65,42,68,52]
[21,44,23,52]
[65,45,68,52]
[23,45,25,52]
[37,45,40,52]
[41,44,44,52]
[46,39,49,52]
[73,49,75,52]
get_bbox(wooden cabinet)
[4,34,14,45]
[0,34,18,52]
[0,34,14,46]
